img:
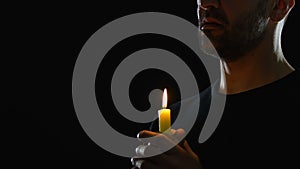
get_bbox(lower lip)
[201,24,224,31]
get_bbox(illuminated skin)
[198,0,269,62]
[132,0,295,169]
[198,0,295,94]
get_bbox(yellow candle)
[158,88,171,133]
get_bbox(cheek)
[221,0,255,23]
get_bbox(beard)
[201,1,269,62]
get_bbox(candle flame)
[162,88,168,109]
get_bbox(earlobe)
[270,0,294,22]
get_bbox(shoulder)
[293,68,300,81]
[266,68,300,91]
[282,68,300,88]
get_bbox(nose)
[198,0,220,10]
[197,0,220,20]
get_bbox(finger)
[181,140,198,157]
[141,151,169,164]
[131,157,145,166]
[137,130,160,144]
[135,145,148,157]
[134,159,144,169]
[138,129,184,138]
[170,128,194,154]
[137,130,159,139]
[182,140,193,152]
[149,134,186,155]
[131,156,145,165]
[137,129,184,144]
[167,128,186,145]
[135,143,162,157]
[132,159,158,169]
[173,128,186,139]
[137,130,186,155]
[174,129,187,147]
[132,151,177,168]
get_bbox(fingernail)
[137,130,144,139]
[131,157,135,165]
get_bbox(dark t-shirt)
[150,69,300,169]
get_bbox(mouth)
[201,23,224,31]
[200,17,224,31]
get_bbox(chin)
[198,37,218,59]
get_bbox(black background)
[6,0,299,168]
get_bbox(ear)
[270,0,295,22]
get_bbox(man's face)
[198,0,270,61]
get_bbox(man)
[132,0,299,168]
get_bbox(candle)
[158,88,171,133]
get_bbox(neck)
[219,23,294,94]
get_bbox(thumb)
[172,129,197,155]
[165,128,187,149]
[170,128,186,144]
[182,140,196,155]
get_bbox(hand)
[131,129,202,169]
